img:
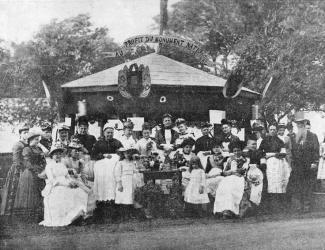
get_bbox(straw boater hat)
[57,124,70,132]
[277,123,286,129]
[49,143,65,156]
[103,123,114,132]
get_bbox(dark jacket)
[91,138,123,160]
[75,134,97,154]
[194,135,217,154]
[155,127,179,150]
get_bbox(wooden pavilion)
[61,53,260,130]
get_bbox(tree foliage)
[159,0,325,123]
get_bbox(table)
[140,170,182,184]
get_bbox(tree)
[160,0,325,123]
[0,14,124,122]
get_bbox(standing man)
[155,113,179,151]
[74,118,97,155]
[287,112,319,213]
[92,124,123,160]
[216,119,240,155]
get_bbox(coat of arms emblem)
[118,63,151,99]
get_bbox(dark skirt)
[13,169,45,219]
[0,165,21,216]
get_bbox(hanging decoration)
[107,96,114,102]
[118,63,151,99]
[160,96,167,103]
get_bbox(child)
[184,156,209,217]
[114,148,139,220]
[136,122,157,156]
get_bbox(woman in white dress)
[184,156,209,217]
[40,144,93,227]
[213,141,248,218]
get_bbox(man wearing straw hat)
[287,111,320,213]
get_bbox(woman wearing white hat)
[40,143,94,227]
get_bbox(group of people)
[0,111,324,226]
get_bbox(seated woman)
[213,141,263,218]
[213,141,248,218]
[62,139,87,184]
[174,118,196,149]
[40,144,94,227]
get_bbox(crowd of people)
[0,111,324,226]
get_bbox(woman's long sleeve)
[12,142,25,170]
[114,161,122,183]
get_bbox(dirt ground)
[1,212,325,250]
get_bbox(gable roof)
[61,53,259,95]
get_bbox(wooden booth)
[61,53,260,135]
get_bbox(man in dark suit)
[287,112,320,213]
[155,113,179,151]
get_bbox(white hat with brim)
[49,147,64,156]
[103,123,114,132]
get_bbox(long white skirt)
[266,157,291,193]
[40,186,88,227]
[317,158,325,179]
[197,152,209,170]
[115,174,134,205]
[206,176,224,197]
[213,175,245,215]
[93,155,119,201]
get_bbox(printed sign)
[103,34,213,67]
[209,110,226,124]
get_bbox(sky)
[0,0,179,45]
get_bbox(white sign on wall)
[209,110,226,124]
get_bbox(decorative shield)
[118,63,151,99]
